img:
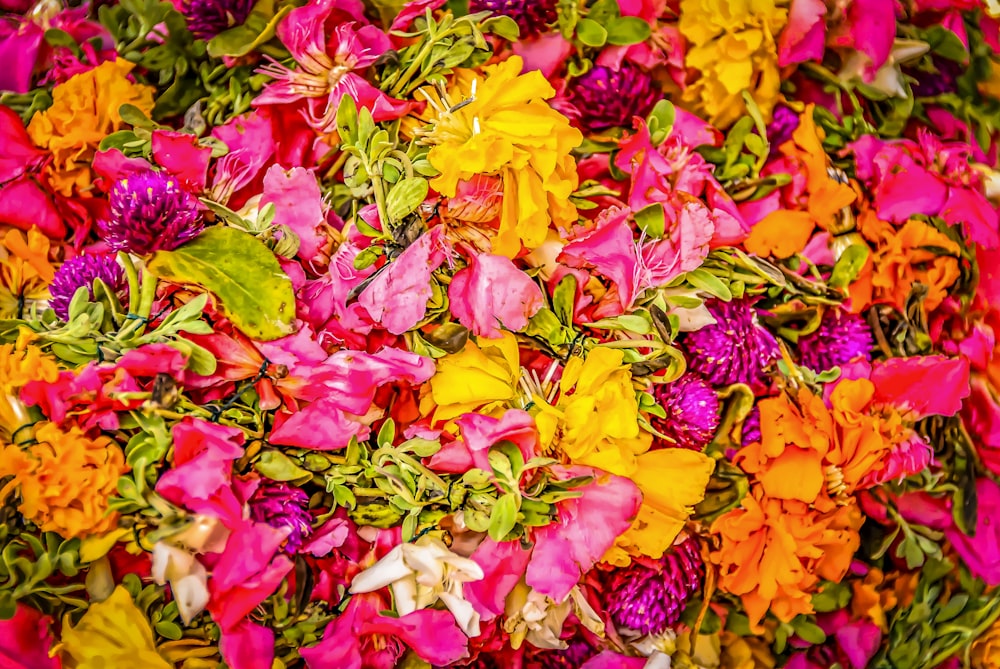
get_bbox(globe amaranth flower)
[99,170,202,255]
[797,308,873,373]
[603,534,704,636]
[528,638,597,668]
[48,253,127,321]
[468,0,558,38]
[650,374,720,450]
[683,298,779,390]
[179,0,256,40]
[249,482,314,554]
[568,63,661,133]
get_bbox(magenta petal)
[362,609,469,666]
[219,620,276,669]
[581,651,648,669]
[526,467,641,601]
[941,187,1000,250]
[835,620,882,669]
[464,537,531,620]
[777,0,827,66]
[845,0,896,72]
[871,355,970,418]
[945,478,1000,585]
[560,208,640,311]
[0,104,46,183]
[0,23,42,94]
[301,615,364,669]
[449,254,544,338]
[269,401,370,450]
[261,165,329,261]
[454,409,540,474]
[151,130,212,191]
[874,159,947,222]
[390,0,447,31]
[0,176,66,238]
[301,517,350,556]
[0,603,59,669]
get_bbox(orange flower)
[710,485,861,631]
[745,106,858,259]
[26,59,154,196]
[0,341,60,437]
[849,210,961,313]
[0,421,127,539]
[1,227,55,318]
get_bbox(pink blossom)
[359,226,450,334]
[260,165,330,262]
[944,478,1000,585]
[870,355,971,418]
[464,538,532,621]
[581,652,647,669]
[449,254,544,338]
[0,176,65,238]
[828,0,896,77]
[0,603,59,669]
[429,409,540,475]
[0,105,45,184]
[778,0,828,66]
[219,620,275,669]
[151,130,212,192]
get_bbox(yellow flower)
[426,332,521,422]
[972,617,1000,669]
[679,0,788,128]
[534,347,651,474]
[57,586,172,669]
[0,421,127,539]
[0,341,59,437]
[27,59,155,196]
[1,227,55,319]
[416,56,582,257]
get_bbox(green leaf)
[488,493,520,541]
[206,0,293,58]
[255,450,312,483]
[829,244,870,288]
[634,203,665,239]
[481,15,520,41]
[552,274,577,327]
[686,268,733,301]
[647,100,675,144]
[146,226,296,341]
[811,582,851,612]
[793,619,827,645]
[336,95,359,144]
[605,16,651,46]
[575,18,607,47]
[386,177,430,222]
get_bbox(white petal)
[174,573,210,625]
[438,591,481,638]
[391,577,419,616]
[349,546,410,594]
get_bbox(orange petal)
[744,210,815,259]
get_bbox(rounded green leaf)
[147,226,296,341]
[576,18,608,47]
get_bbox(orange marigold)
[0,341,59,437]
[710,484,861,631]
[0,421,127,539]
[1,227,55,319]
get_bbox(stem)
[119,252,140,315]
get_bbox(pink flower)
[778,0,827,66]
[870,355,971,419]
[0,105,45,184]
[827,0,896,78]
[428,409,540,476]
[0,603,59,669]
[963,376,1000,476]
[359,226,450,335]
[255,2,412,133]
[581,651,647,669]
[944,478,1000,585]
[260,165,331,262]
[449,254,544,338]
[151,130,212,192]
[219,620,276,669]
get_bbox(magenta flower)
[649,374,720,451]
[48,254,127,321]
[683,298,780,390]
[568,63,660,133]
[797,308,873,373]
[248,482,314,554]
[255,2,412,132]
[0,603,59,669]
[260,165,330,262]
[99,170,203,255]
[180,0,256,40]
[468,0,558,37]
[448,253,544,339]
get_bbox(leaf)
[481,15,520,41]
[146,226,296,341]
[605,16,651,46]
[647,100,675,144]
[686,268,733,301]
[634,203,665,239]
[575,18,607,47]
[829,244,870,289]
[255,451,312,483]
[488,493,520,541]
[386,177,430,222]
[206,0,294,58]
[553,274,577,327]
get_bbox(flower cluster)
[0,1,999,668]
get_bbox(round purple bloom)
[907,57,964,98]
[569,63,661,133]
[797,309,873,373]
[180,0,256,40]
[683,299,779,390]
[249,483,313,554]
[532,639,596,668]
[99,170,202,256]
[468,0,558,38]
[604,535,704,636]
[742,405,762,446]
[650,374,720,451]
[768,104,800,158]
[48,254,127,321]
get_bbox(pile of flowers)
[1,0,1000,667]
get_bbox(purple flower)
[99,170,202,256]
[683,299,780,390]
[603,534,704,636]
[48,254,127,320]
[249,482,313,554]
[468,0,558,38]
[742,405,762,446]
[180,0,256,40]
[568,63,661,133]
[531,639,597,668]
[768,104,800,157]
[797,309,873,373]
[650,374,720,451]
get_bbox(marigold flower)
[26,58,154,196]
[678,0,788,128]
[416,56,582,257]
[0,341,59,436]
[0,421,127,539]
[971,617,1000,669]
[710,485,861,631]
[56,586,172,669]
[1,227,54,319]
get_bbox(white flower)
[838,39,930,99]
[151,542,210,625]
[503,583,603,650]
[350,535,485,636]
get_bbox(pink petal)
[219,620,275,669]
[261,165,329,261]
[464,538,531,620]
[451,410,540,476]
[449,254,544,338]
[777,0,828,66]
[582,651,648,669]
[390,0,447,31]
[560,208,640,311]
[0,22,42,94]
[941,187,1000,250]
[0,104,46,183]
[362,609,469,666]
[0,603,59,669]
[301,517,350,556]
[835,620,882,669]
[151,130,211,192]
[871,356,970,418]
[945,478,1000,585]
[269,400,371,450]
[0,176,66,238]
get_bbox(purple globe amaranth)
[468,0,558,38]
[604,534,704,636]
[797,308,873,373]
[569,62,661,133]
[684,298,780,390]
[768,104,800,158]
[742,405,762,446]
[531,639,596,668]
[48,254,128,321]
[249,482,314,554]
[180,0,256,40]
[650,374,720,451]
[99,170,202,256]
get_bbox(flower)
[25,59,154,196]
[350,534,485,636]
[426,332,521,422]
[503,582,603,650]
[683,298,780,390]
[710,485,862,631]
[98,170,203,255]
[649,373,720,450]
[0,603,59,669]
[417,56,582,257]
[1,227,55,319]
[180,0,256,40]
[56,586,172,669]
[679,0,788,128]
[0,421,127,539]
[0,341,59,437]
[248,482,314,554]
[468,0,558,37]
[48,253,127,321]
[568,63,661,133]
[796,308,873,373]
[448,253,544,339]
[972,617,1000,669]
[604,534,704,635]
